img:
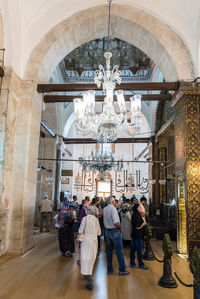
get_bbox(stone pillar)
[0,69,42,254]
[54,136,63,210]
[172,84,200,257]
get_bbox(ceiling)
[1,0,199,77]
[63,37,153,80]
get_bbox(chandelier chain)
[108,0,113,38]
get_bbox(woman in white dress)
[78,207,101,290]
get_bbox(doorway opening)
[96,181,112,199]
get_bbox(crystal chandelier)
[78,143,123,174]
[73,1,141,142]
[73,52,142,142]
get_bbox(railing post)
[190,247,200,299]
[158,233,177,288]
[143,223,155,261]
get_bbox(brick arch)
[24,4,194,83]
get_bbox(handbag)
[77,233,85,242]
[77,216,87,242]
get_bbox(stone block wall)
[0,68,42,255]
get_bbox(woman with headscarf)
[78,207,101,291]
[130,203,148,270]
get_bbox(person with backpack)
[130,203,148,270]
[58,215,75,257]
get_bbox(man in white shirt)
[39,195,54,232]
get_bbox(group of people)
[39,193,149,291]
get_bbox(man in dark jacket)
[130,203,148,269]
[58,216,75,257]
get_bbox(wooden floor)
[0,231,193,299]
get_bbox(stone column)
[54,136,63,210]
[172,84,200,257]
[1,69,42,254]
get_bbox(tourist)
[71,195,78,208]
[119,203,132,247]
[78,197,89,224]
[103,196,129,275]
[130,203,148,269]
[79,199,85,211]
[58,215,75,257]
[78,208,101,291]
[88,197,100,218]
[59,197,70,227]
[140,196,149,222]
[130,194,137,205]
[60,197,69,216]
[39,195,54,232]
[99,197,106,209]
[65,190,71,202]
[114,198,121,210]
[68,202,77,220]
[68,202,80,236]
[89,197,102,254]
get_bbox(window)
[97,181,111,199]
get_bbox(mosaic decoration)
[64,37,152,76]
[167,136,175,203]
[173,85,200,256]
[62,37,154,81]
[185,94,200,242]
[174,98,185,172]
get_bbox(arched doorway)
[2,4,196,255]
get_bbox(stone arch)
[63,112,76,138]
[24,4,194,84]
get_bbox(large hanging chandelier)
[73,52,142,142]
[73,0,142,142]
[78,143,123,174]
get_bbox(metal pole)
[38,157,168,163]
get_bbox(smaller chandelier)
[79,143,123,174]
[73,52,142,142]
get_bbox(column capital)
[171,82,200,107]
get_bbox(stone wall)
[0,68,42,255]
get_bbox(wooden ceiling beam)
[43,93,171,103]
[37,82,179,93]
[63,137,150,144]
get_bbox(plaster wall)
[68,141,149,202]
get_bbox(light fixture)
[73,0,142,142]
[149,179,156,184]
[159,179,166,185]
[78,142,123,174]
